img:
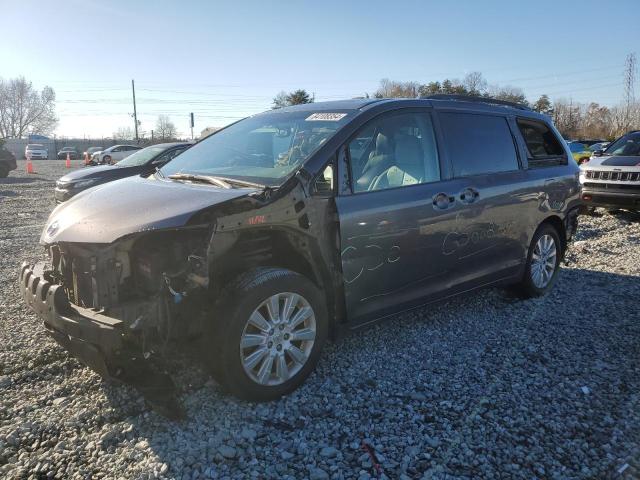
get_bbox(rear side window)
[439,113,519,177]
[516,119,567,167]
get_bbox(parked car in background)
[0,144,17,177]
[57,146,80,160]
[576,139,606,147]
[25,144,48,160]
[587,142,609,154]
[55,142,192,202]
[93,144,142,164]
[567,141,592,164]
[83,146,103,162]
[580,130,640,213]
[20,96,581,407]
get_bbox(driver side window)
[347,111,440,193]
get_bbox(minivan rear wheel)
[517,224,562,298]
[205,267,328,401]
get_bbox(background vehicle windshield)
[605,132,640,156]
[568,142,586,152]
[161,110,353,186]
[117,146,166,166]
[27,144,43,149]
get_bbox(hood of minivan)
[585,155,640,168]
[42,175,258,244]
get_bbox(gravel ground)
[1,160,639,480]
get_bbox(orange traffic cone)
[66,153,71,168]
[26,158,35,174]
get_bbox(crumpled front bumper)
[19,261,124,378]
[18,261,181,417]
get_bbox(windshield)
[604,132,640,156]
[160,110,354,186]
[117,146,167,167]
[62,147,74,151]
[27,144,43,149]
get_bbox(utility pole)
[190,112,194,140]
[131,79,139,141]
[623,52,637,129]
[151,130,154,142]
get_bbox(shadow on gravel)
[86,267,640,479]
[0,190,19,198]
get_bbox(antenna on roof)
[425,94,532,111]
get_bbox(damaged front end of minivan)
[18,171,340,416]
[19,223,215,416]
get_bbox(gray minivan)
[19,96,581,410]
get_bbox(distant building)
[200,127,220,139]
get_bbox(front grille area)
[583,182,640,192]
[54,246,124,309]
[585,170,640,181]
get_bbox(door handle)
[459,187,479,204]
[432,192,455,210]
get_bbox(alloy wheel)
[530,234,557,288]
[239,292,316,386]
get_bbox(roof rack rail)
[425,94,533,111]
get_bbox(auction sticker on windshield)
[306,113,348,121]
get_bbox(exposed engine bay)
[46,229,211,346]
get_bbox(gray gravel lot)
[1,160,639,479]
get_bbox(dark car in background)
[0,144,17,178]
[57,147,80,160]
[20,97,580,407]
[580,130,640,213]
[54,142,191,202]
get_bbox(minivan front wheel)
[207,268,328,401]
[518,224,562,297]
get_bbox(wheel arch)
[538,214,567,255]
[208,225,343,337]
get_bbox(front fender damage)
[20,175,345,416]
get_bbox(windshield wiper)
[211,176,266,189]
[168,173,232,189]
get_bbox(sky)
[2,0,638,138]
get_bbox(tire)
[0,164,8,178]
[205,267,328,401]
[517,223,562,298]
[103,155,111,164]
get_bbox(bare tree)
[489,85,528,105]
[272,91,289,109]
[113,126,134,140]
[552,99,582,138]
[155,115,177,140]
[581,103,611,139]
[0,77,58,138]
[374,79,420,98]
[462,72,487,95]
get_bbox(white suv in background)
[25,144,49,160]
[93,144,142,164]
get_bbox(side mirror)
[592,149,603,157]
